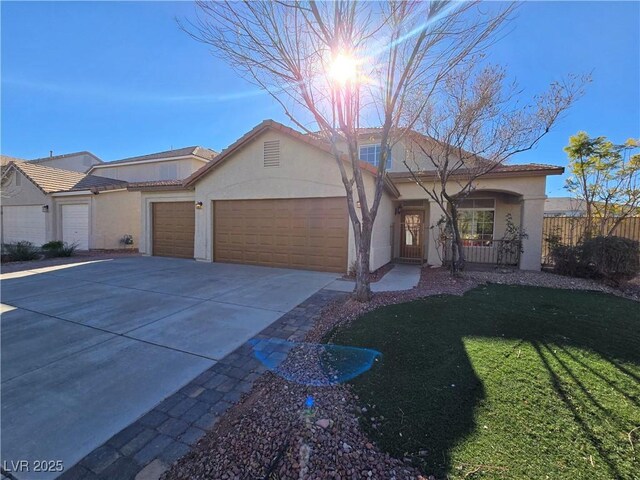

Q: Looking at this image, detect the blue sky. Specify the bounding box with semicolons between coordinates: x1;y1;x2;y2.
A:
2;1;638;195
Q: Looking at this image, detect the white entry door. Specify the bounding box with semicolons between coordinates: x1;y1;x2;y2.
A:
2;205;47;246
62;204;89;250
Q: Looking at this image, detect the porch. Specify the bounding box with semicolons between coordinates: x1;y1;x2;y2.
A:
390;190;536;269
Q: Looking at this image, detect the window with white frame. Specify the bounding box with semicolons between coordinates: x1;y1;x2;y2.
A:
359;144;391;169
457;198;495;243
159;163;178;180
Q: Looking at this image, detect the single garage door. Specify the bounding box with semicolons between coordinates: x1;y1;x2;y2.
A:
214;197;348;273
62;204;90;250
152;202;195;258
1;205;46;246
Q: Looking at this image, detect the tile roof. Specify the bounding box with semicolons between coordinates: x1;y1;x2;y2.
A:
388;163;564;179
4;160;127;194
100;146;217;166
126;180;189;191
1;154;27;167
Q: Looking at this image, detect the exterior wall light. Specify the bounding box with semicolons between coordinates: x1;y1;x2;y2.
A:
42;205;49;213
195;201;203;209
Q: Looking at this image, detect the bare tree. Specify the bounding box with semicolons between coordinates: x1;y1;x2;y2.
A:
403;60;588;272
182;0;515;300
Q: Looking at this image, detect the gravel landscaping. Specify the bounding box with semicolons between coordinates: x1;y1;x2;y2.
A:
162;265;638;479
0;250;140;274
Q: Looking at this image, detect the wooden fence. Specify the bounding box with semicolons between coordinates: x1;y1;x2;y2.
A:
542;216;640;265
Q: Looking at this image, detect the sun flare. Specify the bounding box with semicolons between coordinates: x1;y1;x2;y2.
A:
328;53;358;86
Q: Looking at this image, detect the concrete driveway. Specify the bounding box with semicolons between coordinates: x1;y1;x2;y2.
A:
1;257;336;479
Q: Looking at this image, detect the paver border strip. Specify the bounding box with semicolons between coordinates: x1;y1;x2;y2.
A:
56;289;346;480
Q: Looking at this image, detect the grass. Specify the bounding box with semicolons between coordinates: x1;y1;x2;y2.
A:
328;285;640;479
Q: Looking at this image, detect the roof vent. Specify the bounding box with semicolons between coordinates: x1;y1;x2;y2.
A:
263;140;280;167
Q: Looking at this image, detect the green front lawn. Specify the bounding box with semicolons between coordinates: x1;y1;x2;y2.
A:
329;285;640;479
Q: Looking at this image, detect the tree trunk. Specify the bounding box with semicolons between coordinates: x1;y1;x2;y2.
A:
449;206;466;273
354;220;373;302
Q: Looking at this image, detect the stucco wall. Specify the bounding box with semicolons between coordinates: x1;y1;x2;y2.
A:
192;129;394;271
92;190;141;249
33;153;100;173
91;158;206;182
2;170;49;207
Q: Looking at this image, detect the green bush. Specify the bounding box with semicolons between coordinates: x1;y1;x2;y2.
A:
56;242;78;257
550;235;639;285
2;241;41;261
41;241;78;258
582;236;639;284
42;240;64;251
549;244;593;278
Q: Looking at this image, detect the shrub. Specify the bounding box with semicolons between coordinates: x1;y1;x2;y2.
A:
120;234;134;246
549;244;594;278
42;240;64;252
550;235;640;285
2;241;41;262
56;242;78;257
582;236;639;284
41;240;78;258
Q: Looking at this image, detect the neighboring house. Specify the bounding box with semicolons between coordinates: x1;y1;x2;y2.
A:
1;146;216;250
29;151;103;173
86;146;217;182
1;159;128;249
134;120;562;272
545;197;586;216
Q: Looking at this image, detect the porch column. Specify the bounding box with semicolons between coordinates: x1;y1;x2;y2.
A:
426;201;444;267
519;196;546;271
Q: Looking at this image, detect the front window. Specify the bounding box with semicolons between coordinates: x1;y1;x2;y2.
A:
359;144;391;169
458;198;495;245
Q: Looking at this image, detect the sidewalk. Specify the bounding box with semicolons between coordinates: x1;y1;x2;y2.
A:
325;264;421;293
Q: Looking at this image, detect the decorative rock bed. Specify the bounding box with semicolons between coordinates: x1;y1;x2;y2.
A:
163;266;637;480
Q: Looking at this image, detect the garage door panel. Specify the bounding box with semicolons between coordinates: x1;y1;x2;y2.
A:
2;206;47;246
152;202;194;259
214;198;348;273
62;204;89;250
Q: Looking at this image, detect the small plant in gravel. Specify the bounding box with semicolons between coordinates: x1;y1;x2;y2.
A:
2;241;41;262
56;242;78;257
41;240;78;258
41;240;64;257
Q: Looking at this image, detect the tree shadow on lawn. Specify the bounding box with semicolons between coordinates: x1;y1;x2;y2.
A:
328;284;640;479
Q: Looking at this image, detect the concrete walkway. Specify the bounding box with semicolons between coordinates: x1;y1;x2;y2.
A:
371;264;421;292
325;263;421;293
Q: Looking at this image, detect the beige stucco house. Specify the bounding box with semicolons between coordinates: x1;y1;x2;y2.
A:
0;147;216;250
2;121;560;271
134;120;562;272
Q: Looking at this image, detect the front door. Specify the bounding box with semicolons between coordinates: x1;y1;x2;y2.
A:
400;211;424;259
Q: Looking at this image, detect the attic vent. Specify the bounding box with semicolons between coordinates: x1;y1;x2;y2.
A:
263;140;280;167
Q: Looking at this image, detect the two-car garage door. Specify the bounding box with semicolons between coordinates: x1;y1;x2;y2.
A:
214;198;348;273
